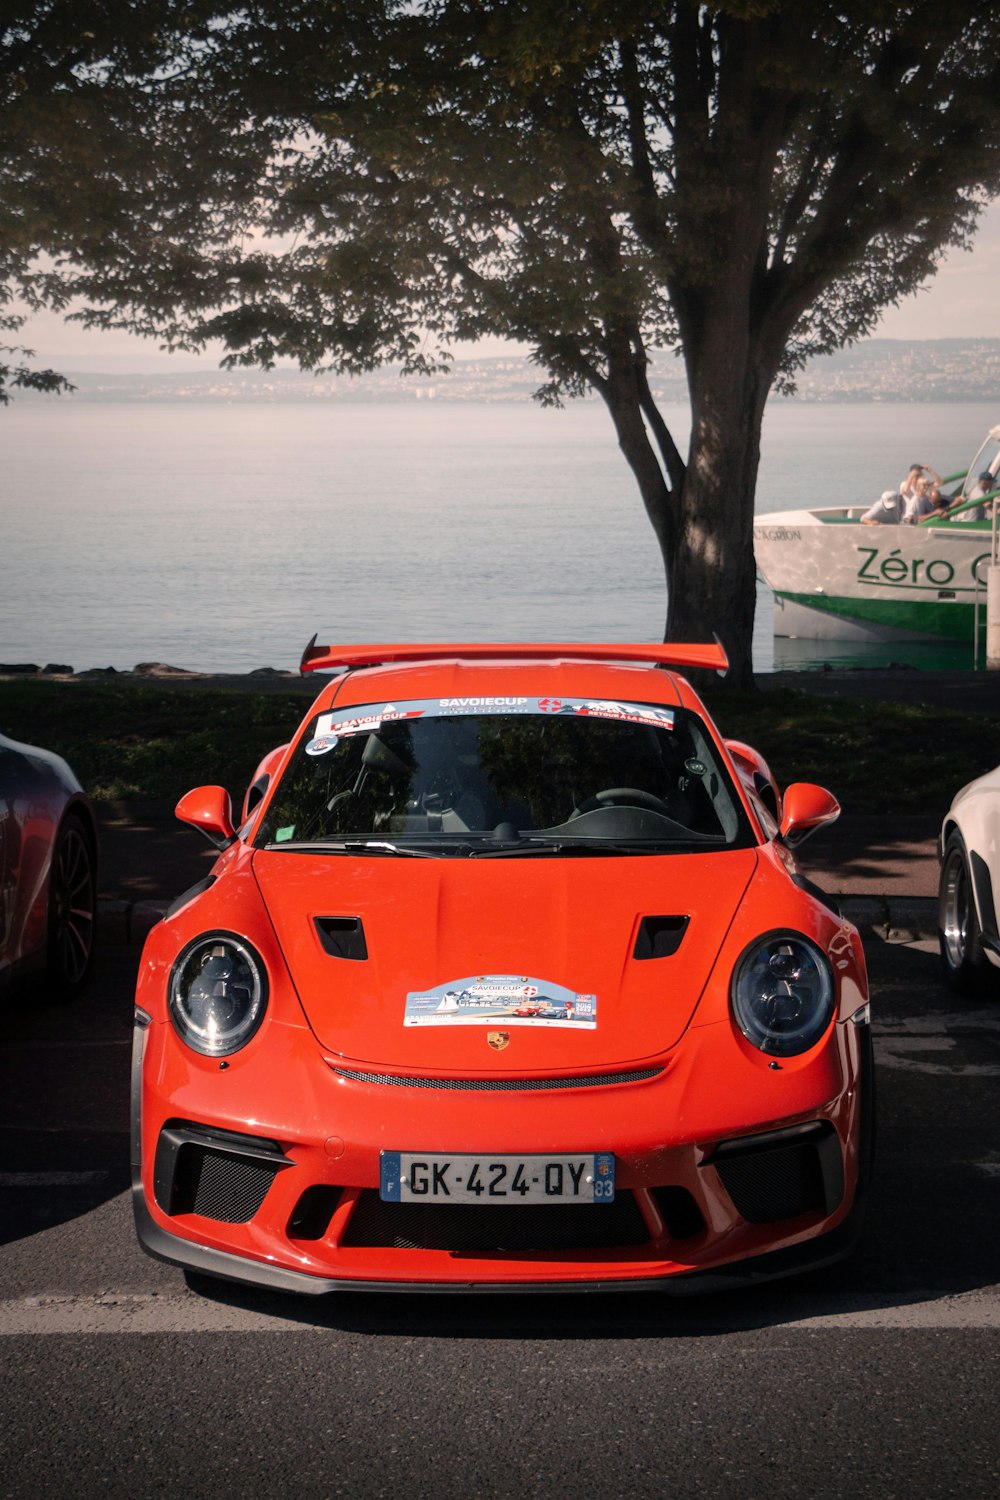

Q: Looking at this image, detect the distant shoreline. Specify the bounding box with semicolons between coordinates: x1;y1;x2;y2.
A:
12;338;1000;406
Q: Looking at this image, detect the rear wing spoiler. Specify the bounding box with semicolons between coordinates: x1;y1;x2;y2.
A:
300;637;729;675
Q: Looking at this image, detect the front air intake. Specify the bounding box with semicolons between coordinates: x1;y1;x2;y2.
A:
341;1193;649;1252
153;1122;289;1223
707;1122;843;1224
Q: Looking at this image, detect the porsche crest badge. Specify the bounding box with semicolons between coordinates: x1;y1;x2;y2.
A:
487;1031;510;1051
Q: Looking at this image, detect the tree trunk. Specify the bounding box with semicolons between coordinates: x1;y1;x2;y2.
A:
666;364;770;691
594;335;769;691
595;350;676;638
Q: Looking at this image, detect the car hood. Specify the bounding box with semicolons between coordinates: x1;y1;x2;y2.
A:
252;848;758;1071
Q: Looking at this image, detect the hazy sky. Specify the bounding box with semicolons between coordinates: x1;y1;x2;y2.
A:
12;199;1000;374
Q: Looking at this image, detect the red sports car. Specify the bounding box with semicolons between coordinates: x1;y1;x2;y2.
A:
131;642;873;1294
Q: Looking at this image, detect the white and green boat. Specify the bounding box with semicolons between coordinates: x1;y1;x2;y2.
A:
754;424;1000;643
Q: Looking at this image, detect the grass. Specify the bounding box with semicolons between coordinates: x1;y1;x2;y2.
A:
700;685;997;815
1;675;996;816
0;679;311;803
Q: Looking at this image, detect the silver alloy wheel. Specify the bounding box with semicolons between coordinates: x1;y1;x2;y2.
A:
48;818;96;991
940;844;970;971
938;830;991;994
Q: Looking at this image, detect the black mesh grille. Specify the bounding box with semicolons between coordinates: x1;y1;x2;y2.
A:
333;1066;662;1092
173;1146;279;1223
341;1191;649;1252
714;1141;826;1224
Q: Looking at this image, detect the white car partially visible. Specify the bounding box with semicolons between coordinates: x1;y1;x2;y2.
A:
939;767;1000;993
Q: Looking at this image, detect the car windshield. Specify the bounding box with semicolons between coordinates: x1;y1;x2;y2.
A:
254;696;755;855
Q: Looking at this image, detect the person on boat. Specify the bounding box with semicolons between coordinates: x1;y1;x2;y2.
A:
905;477;953;531
917;484;952;523
903;475;938;523
952;470;996;523
899;456;941;504
899;463;940;510
899;464;922;504
861;490;904;525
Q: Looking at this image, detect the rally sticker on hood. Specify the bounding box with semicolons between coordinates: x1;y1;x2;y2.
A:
404;975;597;1029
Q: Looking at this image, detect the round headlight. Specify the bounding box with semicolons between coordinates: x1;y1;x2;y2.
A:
731;932;834;1056
168;932;268;1056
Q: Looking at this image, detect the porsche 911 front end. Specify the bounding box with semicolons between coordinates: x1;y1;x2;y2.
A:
132;644;873;1294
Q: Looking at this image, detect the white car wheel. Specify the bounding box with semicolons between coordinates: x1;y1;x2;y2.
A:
938;831;992;994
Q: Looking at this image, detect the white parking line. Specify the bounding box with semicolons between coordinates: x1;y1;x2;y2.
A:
1;1288;999;1334
0;1294;305;1335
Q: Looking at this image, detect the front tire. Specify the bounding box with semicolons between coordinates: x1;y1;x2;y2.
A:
938;830;992;994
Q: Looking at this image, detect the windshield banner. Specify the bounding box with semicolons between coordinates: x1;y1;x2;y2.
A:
308;697;675;753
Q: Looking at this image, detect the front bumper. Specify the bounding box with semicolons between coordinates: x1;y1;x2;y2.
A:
131;1007;873;1295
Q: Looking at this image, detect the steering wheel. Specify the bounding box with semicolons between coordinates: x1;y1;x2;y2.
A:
571;787;673;818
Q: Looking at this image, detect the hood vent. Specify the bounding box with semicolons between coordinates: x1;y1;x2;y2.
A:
314;916;368;961
634;915;689;961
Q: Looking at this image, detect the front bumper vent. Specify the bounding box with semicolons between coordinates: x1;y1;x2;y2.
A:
708;1121;843;1224
340;1192;649;1252
154;1122;289;1223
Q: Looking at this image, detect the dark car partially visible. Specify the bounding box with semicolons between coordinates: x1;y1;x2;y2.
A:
0;733;98;998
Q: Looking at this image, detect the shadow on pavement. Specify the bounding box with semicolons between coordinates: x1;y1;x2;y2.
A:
0;944;135;1248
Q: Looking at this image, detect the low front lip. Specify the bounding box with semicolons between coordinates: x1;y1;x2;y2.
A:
132;1190;866;1297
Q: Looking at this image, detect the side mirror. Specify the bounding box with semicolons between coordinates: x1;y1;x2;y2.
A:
176;785;237;849
779;783;840;847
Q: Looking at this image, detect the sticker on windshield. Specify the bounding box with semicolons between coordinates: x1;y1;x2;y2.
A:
305;734;339;756
314;697;674;738
572;700;674;728
316;704;426;738
405;974;597;1029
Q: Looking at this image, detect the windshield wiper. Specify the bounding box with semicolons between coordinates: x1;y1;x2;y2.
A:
264;839;438;857
468;836;690;857
266;835;715;858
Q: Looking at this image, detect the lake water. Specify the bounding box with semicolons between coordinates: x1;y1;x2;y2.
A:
2;398;997;675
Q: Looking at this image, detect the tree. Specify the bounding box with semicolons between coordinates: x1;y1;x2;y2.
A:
23;2;1000;684
0;1;228;401
0;336;74;405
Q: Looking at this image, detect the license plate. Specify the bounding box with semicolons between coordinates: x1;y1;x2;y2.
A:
380;1152;615;1205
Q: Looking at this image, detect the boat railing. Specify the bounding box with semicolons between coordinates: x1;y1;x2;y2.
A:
973;497;1000;669
947;494;992;522
818;478;997;526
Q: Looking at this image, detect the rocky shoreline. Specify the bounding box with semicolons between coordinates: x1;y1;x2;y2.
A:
0;660;316;692
0;659;296;679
